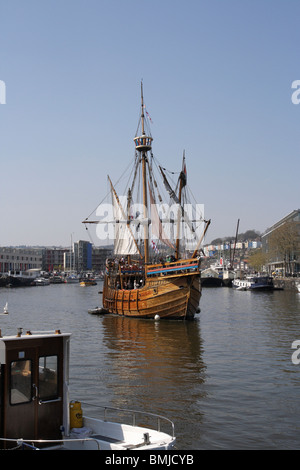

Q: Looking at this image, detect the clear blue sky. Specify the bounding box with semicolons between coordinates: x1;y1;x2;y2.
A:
1;0;299;246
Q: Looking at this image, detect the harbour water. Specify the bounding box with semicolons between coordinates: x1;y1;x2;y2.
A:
1;283;300;450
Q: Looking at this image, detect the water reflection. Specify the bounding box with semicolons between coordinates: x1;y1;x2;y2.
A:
101;315;207;416
199;288;300;449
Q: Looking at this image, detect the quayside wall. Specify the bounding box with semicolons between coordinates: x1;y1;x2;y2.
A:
273;278;300;291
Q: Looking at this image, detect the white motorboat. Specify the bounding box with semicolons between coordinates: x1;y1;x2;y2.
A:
34;277;50;286
88;306;109;315
0;329;175;450
233;275;274;291
64;274;79;284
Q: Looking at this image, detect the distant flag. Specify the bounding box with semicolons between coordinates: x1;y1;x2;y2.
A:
183;157;187;178
151;240;159;253
144;106;153;123
181;153;187;186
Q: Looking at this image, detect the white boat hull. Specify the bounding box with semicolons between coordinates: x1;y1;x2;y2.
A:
233;275;274;291
63;416;176;450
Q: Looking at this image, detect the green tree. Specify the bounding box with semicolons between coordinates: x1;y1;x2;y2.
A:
248;248;267;272
268;221;300;274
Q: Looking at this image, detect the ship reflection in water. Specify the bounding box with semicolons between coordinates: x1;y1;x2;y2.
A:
101;315;206;403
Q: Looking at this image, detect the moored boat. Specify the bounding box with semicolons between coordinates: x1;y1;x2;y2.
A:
233;275;274;291
49;275;64;284
0;328;175;450
88;306;109;314
0;275;8;287
5;269;42;287
6;274;35;287
34;277;50;286
201;266;223;287
222;268;235;287
83;84;210;320
64;274;80;283
80;278;97;286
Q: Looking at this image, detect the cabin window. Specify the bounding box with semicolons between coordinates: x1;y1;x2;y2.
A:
38;355;58;400
10;359;32;405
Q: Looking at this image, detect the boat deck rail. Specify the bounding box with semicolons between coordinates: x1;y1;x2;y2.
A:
146;257;200;277
80;402;175;438
0;436;101;450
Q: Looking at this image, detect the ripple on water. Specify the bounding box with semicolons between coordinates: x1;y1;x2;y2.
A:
2;284;300;449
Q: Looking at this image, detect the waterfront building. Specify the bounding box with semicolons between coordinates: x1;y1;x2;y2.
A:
74;240;92;272
202;240;261;258
43;243;113;273
92;246;113;273
42;247;69;272
262;209;300;275
0;243;114;275
0;247;42;273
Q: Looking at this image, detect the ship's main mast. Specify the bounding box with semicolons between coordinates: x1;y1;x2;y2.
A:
133;83;153;264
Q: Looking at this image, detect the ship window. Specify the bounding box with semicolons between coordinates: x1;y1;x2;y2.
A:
10;359;32;404
38;355;58;400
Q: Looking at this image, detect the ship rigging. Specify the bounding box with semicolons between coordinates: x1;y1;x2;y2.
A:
83;83;210;319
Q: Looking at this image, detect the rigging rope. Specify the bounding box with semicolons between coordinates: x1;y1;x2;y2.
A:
84;156;136;220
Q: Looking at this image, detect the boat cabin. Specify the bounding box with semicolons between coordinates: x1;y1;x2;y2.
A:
0;328;176;450
0;328;70;449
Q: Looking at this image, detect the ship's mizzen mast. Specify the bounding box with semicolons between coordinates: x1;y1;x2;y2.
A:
133;82;153;264
175;151;186;260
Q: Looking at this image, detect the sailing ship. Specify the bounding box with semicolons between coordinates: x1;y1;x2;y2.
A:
84;84;210;320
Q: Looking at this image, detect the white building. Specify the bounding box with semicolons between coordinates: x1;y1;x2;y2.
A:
0;247;43;273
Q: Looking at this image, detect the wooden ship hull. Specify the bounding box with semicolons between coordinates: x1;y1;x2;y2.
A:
102;258;201;320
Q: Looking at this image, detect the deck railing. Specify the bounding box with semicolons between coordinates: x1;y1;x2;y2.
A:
0;436;101;450
80;402;175;438
146;257;199;277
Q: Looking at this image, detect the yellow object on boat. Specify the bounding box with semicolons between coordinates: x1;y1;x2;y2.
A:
70;401;83;428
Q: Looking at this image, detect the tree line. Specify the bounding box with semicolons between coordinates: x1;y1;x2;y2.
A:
211;229;260;246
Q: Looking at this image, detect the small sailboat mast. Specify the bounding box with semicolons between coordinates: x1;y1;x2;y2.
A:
1;302;8;315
